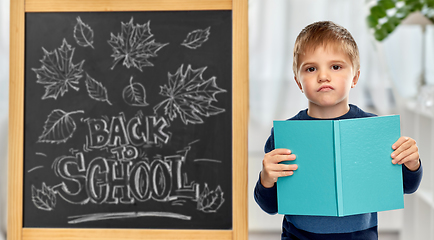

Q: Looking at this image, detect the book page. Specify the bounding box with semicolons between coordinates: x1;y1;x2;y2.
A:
274;120;338;216
339;115;404;216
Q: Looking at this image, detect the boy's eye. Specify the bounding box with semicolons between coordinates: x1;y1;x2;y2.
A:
306;67;316;72
332;65;341;70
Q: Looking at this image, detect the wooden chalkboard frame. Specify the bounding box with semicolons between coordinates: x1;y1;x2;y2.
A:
8;0;248;239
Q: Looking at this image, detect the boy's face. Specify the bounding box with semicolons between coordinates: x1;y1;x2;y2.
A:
294;45;359;117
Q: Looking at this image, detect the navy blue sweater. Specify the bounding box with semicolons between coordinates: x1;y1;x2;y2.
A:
254;104;423;239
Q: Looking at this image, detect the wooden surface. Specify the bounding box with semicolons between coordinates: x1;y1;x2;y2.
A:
22;229;233;239
8;0;25;239
232;0;249;239
8;0;248;239
25;0;232;11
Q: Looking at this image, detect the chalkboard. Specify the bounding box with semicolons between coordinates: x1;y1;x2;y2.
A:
23;11;232;229
9;1;247;239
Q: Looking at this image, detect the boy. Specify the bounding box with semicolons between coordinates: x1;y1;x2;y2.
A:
254;21;423;239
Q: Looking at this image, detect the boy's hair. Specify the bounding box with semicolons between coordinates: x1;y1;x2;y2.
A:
293;21;360;78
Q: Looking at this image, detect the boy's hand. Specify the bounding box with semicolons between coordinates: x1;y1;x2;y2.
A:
261;148;298;188
391;136;420;171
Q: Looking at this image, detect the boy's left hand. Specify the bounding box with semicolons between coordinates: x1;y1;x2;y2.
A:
391;136;420;171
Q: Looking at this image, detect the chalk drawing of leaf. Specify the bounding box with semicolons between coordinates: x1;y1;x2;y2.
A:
122;76;149;107
108;17;169;71
74;16;95;49
32;39;84;100
85;73;112;105
38;109;84;144
31;183;56;211
197;184;224;213
153;64;226;125
181;27;211;49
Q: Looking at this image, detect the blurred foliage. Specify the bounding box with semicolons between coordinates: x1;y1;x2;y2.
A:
367;0;434;41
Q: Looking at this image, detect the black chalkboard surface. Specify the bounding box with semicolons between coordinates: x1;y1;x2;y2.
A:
24;11;232;229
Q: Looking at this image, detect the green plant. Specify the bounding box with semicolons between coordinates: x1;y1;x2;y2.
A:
367;0;434;41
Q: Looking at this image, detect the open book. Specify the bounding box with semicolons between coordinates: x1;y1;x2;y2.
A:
274;115;404;217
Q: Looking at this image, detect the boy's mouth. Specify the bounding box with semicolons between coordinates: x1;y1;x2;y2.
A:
317;85;334;92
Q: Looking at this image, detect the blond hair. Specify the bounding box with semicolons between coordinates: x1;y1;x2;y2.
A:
293;21;360;77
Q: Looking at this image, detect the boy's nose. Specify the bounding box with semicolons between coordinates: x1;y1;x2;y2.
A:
317;71;330;82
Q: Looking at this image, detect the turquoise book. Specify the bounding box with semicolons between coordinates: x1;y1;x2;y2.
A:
274;115;404;217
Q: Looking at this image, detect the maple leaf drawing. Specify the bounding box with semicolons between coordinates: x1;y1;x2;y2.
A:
32;39;85;100
108;17;169;71
153;64;227;125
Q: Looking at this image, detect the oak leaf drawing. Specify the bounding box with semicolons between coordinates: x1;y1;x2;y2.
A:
74;16;95;49
153;64;226;125
38;109;84;144
108;17;168;71
32;39;85;100
181;27;211;49
85;73;112;105
197;184;224;213
32;183;56;211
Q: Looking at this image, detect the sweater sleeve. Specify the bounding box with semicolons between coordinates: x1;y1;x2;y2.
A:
264;128;275;153
402;159;423;194
254;173;278;214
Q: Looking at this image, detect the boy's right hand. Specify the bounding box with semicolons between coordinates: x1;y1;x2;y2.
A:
260;148;298;188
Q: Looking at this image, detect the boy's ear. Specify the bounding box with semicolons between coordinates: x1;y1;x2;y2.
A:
294;76;303;92
351;70;360;88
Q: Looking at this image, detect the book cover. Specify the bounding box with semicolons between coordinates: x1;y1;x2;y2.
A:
274;115;404;217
